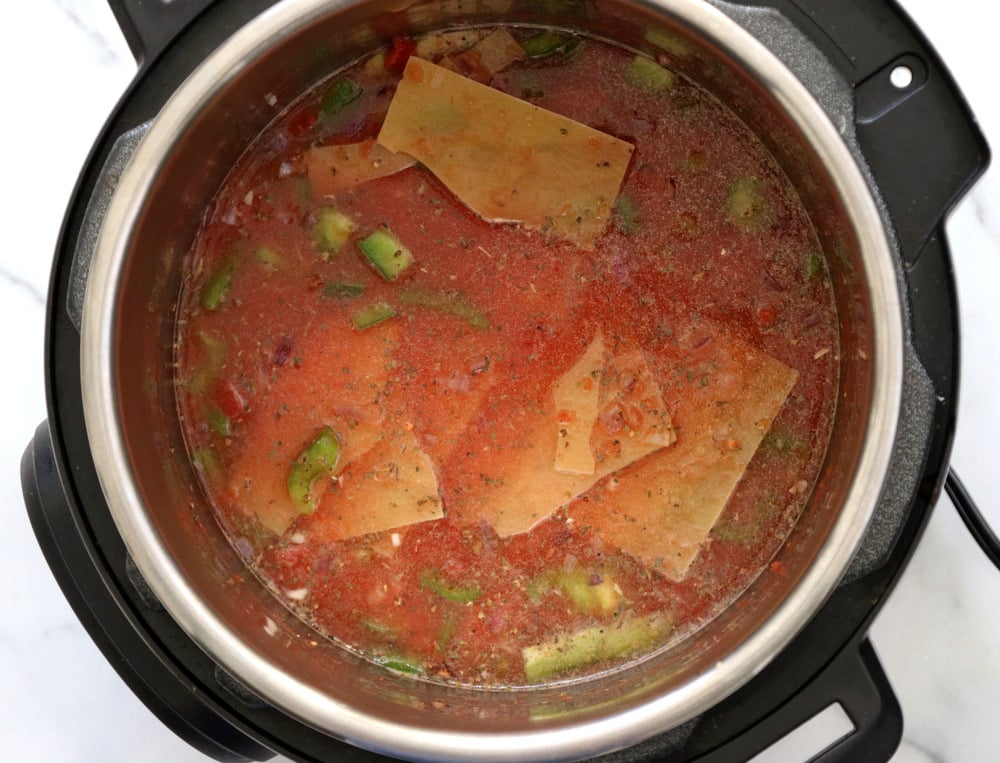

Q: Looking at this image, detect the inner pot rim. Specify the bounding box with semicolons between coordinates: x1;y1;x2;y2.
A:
80;0;905;759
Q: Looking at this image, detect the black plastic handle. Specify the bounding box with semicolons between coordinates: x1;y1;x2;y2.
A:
107;0;217;66
681;638;900;763
783;640;901;763
783;0;991;565
810;644;901;762
21;420;275;763
729;0;989;264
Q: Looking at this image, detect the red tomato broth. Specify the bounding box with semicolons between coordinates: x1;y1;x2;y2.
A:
175;29;838;687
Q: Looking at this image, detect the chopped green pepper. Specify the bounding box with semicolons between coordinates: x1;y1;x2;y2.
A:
319;77;363;121
187;331;227;396
287;427;341;514
522;614;672;682
400;288;488;329
200;260;235;311
435;610;459;652
761;429;802;455
727;176;770;232
614;194;643;234
713;491;778;543
804;251;824;281
377;655;423;675
521;31;580;58
198;331;227;363
323;282;367;300
358;227;414;281
710;521;747;543
360;618;397;636
529;567;621;615
644;28;692;58
192;447;222;479
255;244;286;270
567;571;620;615
207;408;232;438
314;207;356;253
419;570;482;603
352;303;397;329
623;55;675;94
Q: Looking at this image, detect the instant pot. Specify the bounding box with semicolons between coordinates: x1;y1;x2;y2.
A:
21;0;989;761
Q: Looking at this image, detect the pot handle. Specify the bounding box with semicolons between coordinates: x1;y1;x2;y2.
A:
21;420;276;763
785;639;902;762
693;638;902;762
106;0;217;65
735;0;991;264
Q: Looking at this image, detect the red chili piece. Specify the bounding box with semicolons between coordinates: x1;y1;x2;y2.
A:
384;38;417;72
215;379;248;420
287;108;319;137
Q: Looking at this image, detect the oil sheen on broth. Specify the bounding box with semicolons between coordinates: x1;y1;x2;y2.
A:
175;27;838;687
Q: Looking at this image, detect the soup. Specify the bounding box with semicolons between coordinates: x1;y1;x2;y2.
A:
175;27;838;687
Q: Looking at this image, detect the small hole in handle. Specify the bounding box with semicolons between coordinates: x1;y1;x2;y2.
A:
856;54;926;123
890;65;914;90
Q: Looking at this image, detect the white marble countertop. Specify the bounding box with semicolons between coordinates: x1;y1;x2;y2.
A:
1;1;996;761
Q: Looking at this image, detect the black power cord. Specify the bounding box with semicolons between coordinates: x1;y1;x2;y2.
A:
946;469;1000;571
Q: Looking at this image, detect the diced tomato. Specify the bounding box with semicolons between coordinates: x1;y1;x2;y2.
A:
384;37;417;72
215;379;248;420
287;108;319;137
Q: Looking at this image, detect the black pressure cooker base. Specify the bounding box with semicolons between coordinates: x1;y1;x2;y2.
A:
22;0;988;760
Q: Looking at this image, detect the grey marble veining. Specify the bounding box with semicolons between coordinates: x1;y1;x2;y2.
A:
1;1;997;761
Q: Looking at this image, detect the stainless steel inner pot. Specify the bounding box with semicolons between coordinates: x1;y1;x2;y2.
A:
79;0;904;760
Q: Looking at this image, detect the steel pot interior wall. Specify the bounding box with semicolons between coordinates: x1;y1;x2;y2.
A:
81;0;902;759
